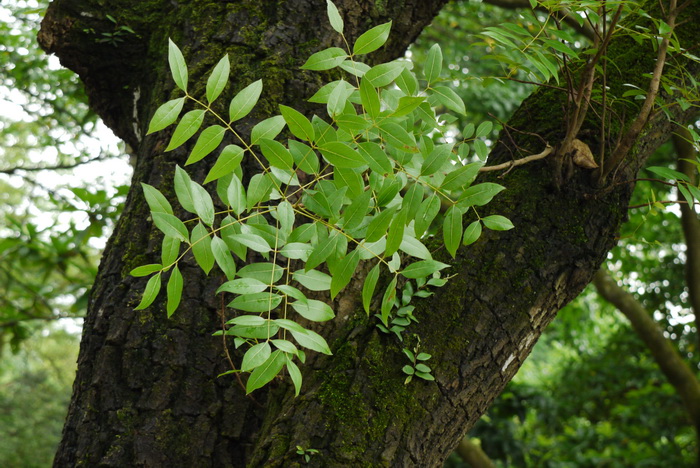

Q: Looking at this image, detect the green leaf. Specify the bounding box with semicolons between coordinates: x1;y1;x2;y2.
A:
327;80;353;117
229;80;263;123
147;97;185;135
326;0;344;34
289;329;332;355
482;215;514;231
399;235;431;260
318;141;366;168
357;142;392;175
334;167;364;197
473;139;489;160
135;273;162;310
339;60;370;77
475;121;493;138
206;54;230;103
251;115;287;145
152;212;189;242
186;125;226;165
402;183;424;223
229;292;283;312
211;235;237;280
396;67;418;96
462;220;482;246
380;276;397;325
401;259;449;279
168;39;188;92
359;79;380;118
443;205;462;258
131;263;163;277
259;138;294;171
292;299;335;321
166;266;183;317
646;166;691;182
457;183;505;209
414;194;440;238
301;47;347;70
226;174;247;216
227;315;267;326
280;243;313;261
441;162;482;192
246;350;285;394
424;43;443;84
286;357;302;396
293;269;331;291
246;173;273;210
362;263;380;315
141;183;173;214
378;121;417;152
365;206;397;242
330;250;360;299
272;339;299;354
431;86;466;115
165;110;205;151
189;181;215;226
289;140;319;174
280;105;315;142
385;209;407;257
218;277;268;295
421;143;454;176
276;200;295;234
364;61;405;88
341;189;372;229
204;144;245;184
174;165;196;213
238;262;284;283
392;96;425;117
275;284;307;301
242;342;272;372
161;237;181;266
353;21;392;55
306;232;340;271
228;233;271;254
191;222;215;274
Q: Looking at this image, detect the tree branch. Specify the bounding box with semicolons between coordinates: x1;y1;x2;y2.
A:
592;269;700;429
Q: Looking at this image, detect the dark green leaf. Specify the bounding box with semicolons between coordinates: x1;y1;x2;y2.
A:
330;250;360;299
246;350;285;394
135;273;162;310
362;263;380;315
431;86;466;115
414;194;440;238
365;206;397;242
457;183;505;209
359;78;380;118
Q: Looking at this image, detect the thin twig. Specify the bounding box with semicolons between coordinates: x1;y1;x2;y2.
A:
479;145;553;172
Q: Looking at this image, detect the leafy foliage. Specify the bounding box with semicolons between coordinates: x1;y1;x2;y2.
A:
134;1;515;395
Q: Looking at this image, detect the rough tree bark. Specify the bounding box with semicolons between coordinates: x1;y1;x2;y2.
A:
38;0;700;466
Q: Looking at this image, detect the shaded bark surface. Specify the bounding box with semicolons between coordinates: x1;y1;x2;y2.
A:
39;0;700;466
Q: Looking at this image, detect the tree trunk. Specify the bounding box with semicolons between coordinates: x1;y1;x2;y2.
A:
38;0;700;466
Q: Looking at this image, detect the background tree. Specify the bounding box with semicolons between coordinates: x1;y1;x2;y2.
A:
27;0;700;466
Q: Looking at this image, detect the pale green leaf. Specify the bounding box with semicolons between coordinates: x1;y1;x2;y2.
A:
186;125;226;165
241;342;272;371
152;212;189;242
161;237;181;266
218;277;268;295
443;205;462;258
141;183;173;214
339;60;370;77
462;220;482;246
289;329;332;355
362;263;380;315
280;242;313;261
424;43;443;83
147;97;185;135
431;86;466;115
206;54;230;103
326;0;344;34
227;315;267;326
203;144;245;184
482;215;514;231
226;174;247;216
280;105;315;142
293;269;331;291
399;235;431;260
190;181;215;226
246;173;273;210
174;165;196;213
168;39;188;92
246;350;285;394
353;21;392;55
166;266;183;317
130;263;163;277
286;357;302;396
229;79;263;123
475;121;493;138
291;299;335;322
229;292;283;312
228;233;271;253
364;61;405;88
300;47;347;70
191;222;215;274
237;262;284;283
251;115;287;145
211;235;237;279
359;78;380;118
400;259;450;279
165;109;205;151
135;273;162;310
